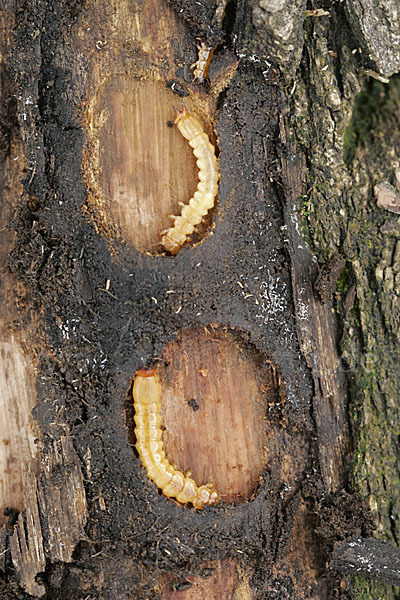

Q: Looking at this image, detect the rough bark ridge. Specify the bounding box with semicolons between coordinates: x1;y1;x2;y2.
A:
0;0;399;599
288;5;400;600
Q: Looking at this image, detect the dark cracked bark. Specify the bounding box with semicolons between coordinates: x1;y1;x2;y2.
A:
0;1;399;599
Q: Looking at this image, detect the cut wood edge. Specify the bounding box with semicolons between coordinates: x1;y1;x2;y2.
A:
84;77;221;255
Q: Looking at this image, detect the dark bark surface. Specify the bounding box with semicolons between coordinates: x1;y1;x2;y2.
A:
332;537;400;588
0;1;399;599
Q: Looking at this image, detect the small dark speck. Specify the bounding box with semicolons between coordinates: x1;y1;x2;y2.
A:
172;581;192;591
4;506;19;527
200;567;214;577
188;398;199;411
167;121;173;128
166;79;189;97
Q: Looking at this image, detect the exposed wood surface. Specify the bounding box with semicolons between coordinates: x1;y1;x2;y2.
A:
0;336;39;519
10;436;88;596
37;436;88;562
161;559;254;599
0;19;39;525
279;120;352;493
99;83;197;252
83;0;220;254
272;497;322;600
156;326;273;503
9;470;46;597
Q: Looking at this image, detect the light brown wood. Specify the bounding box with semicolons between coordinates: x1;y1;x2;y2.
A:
9;470;46;597
82;0;219;253
10;436;88;596
95;81;198;252
0;335;39;517
161;559;254;600
155;326;273;503
0;37;39;523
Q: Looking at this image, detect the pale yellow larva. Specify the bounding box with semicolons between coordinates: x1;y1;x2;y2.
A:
133;369;220;509
160;103;219;255
191;44;214;83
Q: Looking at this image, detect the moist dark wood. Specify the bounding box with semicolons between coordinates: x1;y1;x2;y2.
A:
280;129;352;494
0;2;40;532
160;559;253;600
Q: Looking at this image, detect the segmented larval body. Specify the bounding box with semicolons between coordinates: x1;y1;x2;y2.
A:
161;104;219;255
191;44;214;82
133;368;219;509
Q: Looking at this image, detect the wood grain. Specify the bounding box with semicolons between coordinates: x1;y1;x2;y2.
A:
272;497;326;600
279;120;351;492
9;470;45;597
10;437;88;596
0;23;39;525
0;336;39;519
82;0;218;253
155;327;273;503
98;82;198;252
161;559;254;600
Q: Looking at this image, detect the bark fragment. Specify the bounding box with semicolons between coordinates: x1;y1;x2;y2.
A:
332;536;400;588
345;0;400;77
235;0;307;75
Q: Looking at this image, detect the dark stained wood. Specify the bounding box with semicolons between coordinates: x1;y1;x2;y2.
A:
4;0;399;598
279;119;352;493
272;498;325;600
314;254;346;304
0;10;40;525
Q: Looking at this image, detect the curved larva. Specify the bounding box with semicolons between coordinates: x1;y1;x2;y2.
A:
191;44;214;83
160;103;219;255
133;368;220;509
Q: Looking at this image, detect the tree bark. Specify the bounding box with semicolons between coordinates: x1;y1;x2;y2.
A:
332;537;400;588
1;0;400;599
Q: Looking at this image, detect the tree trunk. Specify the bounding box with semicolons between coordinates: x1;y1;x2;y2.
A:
1;1;400;598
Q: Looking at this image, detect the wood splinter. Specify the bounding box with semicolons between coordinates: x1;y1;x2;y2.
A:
192;43;214;83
